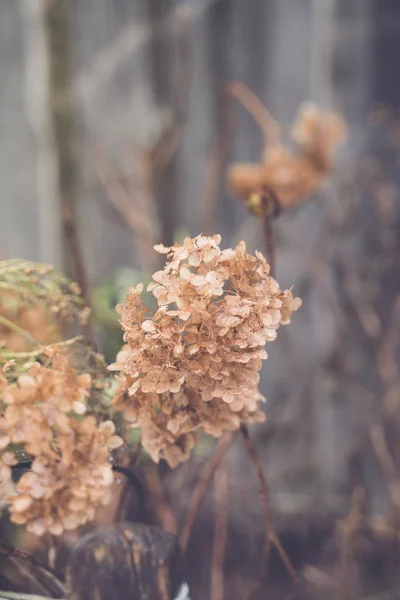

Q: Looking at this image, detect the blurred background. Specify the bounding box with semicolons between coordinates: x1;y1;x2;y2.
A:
2;0;400;598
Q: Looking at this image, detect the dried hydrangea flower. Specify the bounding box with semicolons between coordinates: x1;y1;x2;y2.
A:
8;417;122;536
227;101;346;213
0;354;122;535
111;235;301;467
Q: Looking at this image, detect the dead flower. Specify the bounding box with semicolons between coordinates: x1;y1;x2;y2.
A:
226;82;346;215
111;234;301;467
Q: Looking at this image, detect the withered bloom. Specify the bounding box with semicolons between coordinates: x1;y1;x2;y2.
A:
0;355;122;536
111;235;301;467
228;102;346;214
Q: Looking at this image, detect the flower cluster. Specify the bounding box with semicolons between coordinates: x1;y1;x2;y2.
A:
227;102;346;213
0;354;122;535
111;235;301;467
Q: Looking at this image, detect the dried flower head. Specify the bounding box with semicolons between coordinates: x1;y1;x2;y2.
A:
8;417;121;536
227;89;346;215
111;235;301;467
0;351;122;535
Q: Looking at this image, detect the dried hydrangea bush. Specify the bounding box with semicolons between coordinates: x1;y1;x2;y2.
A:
0;241;300;536
110;234;301;468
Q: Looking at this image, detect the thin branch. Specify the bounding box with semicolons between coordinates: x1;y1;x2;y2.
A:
370;424;400;516
211;464;228;600
259;185;282;277
342;274;381;339
336;487;365;600
179;431;236;553
226;81;281;148
61;203;89;303
262;214;276;279
92;143;161;273
0;315;38;347
0;592;64;600
0;335;89;363
92;143;156;238
0;543;66;598
145;463;178;534
1;556;54;599
0;543;63;583
240;425;298;595
378;294;400;388
202;88;236;234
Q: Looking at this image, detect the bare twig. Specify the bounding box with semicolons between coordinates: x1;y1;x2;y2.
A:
0;315;38;347
202;88;236;234
92;144;156;238
61;204;89;303
92;143;160;272
262;214;276;278
342;274;381;339
112;463;147;522
370;425;397;484
337;487;365;600
226;81;281;148
370;424;400;519
240;425;298;595
378;294;400;388
0;543;62;582
145;463;178;534
0;543;66;598
211;465;228;600
1;556;54;599
179;432;236;553
259;186;282;278
0;592;64;600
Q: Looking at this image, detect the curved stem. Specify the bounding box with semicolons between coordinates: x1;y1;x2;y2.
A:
0;593;64;600
0;335;90;361
179;431;236;553
0;315;38;347
240;425;298;593
226;81;281;148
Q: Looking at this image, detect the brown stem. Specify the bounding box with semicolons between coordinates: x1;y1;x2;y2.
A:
92;142;161;273
145;463;178;534
226;81;281;148
0;315;38;347
0;592;63;600
259;185;282;278
263;214;276;279
240;425;298;594
179;431;236;553
0;543;66;597
336;487;364;600
112;464;146;521
62;203;89;303
202;88;236;234
211;464;228;600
